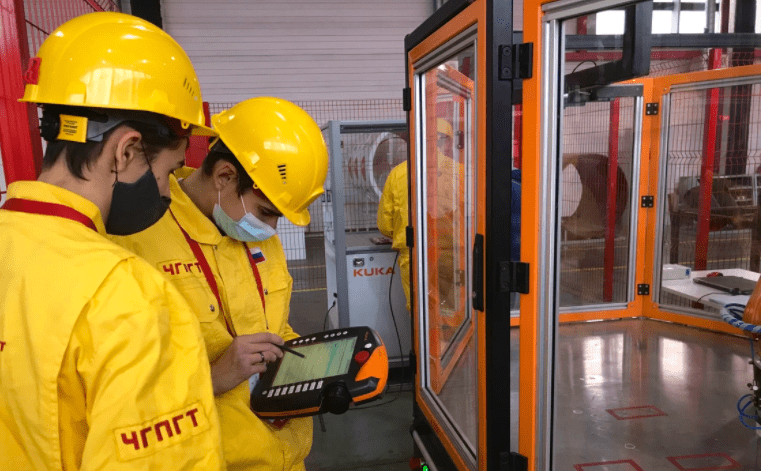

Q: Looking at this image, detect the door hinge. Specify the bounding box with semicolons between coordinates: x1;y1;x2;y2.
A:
641;195;654;208
499;43;533;81
645;102;659;115
402;87;412;112
500;451;528;471
499;261;529;294
637;284;650;295
406;226;414;248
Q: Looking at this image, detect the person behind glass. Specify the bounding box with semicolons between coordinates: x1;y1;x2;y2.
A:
111;97;329;471
432;118;463;311
377;160;411;311
378;118;462;313
0;12;225;470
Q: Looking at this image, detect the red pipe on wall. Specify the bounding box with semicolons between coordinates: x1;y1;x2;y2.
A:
603;98;620;302
0;0;44;184
694;49;723;270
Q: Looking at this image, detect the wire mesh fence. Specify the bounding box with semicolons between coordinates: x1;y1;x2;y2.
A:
649;50;761;77
23;0;119;57
559;98;637;306
207;100;405;292
658;82;761;311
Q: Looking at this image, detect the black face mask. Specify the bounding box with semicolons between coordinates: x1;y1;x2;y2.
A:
106;168;171;235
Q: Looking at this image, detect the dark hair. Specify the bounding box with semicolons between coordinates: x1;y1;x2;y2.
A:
41;106;187;180
201;142;254;196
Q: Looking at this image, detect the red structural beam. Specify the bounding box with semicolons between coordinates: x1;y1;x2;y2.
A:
185;102;211;168
512;105;522;169
603;98;620;302
694;49;724;270
0;0;44;184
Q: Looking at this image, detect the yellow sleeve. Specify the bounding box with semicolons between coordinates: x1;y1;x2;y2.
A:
65;259;224;470
377;170;396;238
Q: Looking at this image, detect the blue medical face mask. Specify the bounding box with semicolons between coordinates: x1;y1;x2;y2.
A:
212;192;277;242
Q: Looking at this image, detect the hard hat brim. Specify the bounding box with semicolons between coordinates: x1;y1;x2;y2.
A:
191;124;218;137
283;208;310;227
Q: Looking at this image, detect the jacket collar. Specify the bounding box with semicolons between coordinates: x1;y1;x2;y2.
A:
5;180;107;235
169;170;224;245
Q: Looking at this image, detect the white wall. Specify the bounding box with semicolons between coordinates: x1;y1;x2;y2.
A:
162;0;433;102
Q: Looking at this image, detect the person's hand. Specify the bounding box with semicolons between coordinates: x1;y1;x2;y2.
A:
210;332;284;396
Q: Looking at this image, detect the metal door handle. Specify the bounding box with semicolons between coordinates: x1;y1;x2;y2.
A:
472;234;484;311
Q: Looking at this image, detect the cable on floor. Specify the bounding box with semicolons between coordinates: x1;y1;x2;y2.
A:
351;251;406;411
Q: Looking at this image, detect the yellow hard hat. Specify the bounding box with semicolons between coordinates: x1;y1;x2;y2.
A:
437;118;453;137
211;97;328;226
20;12;215;136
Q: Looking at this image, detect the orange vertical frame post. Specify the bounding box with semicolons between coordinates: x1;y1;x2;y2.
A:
407;0;488;469
518;0;545;467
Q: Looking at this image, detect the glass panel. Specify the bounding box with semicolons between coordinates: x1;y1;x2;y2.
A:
559;97;637;307
658;83;761;313
549;3;761;471
418;42;478;456
424;58;475;362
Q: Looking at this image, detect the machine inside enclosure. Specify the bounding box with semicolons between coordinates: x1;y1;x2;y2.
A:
322;120;412;369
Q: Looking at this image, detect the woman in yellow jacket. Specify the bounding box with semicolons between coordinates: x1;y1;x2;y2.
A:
0;13;224;470
377;161;411;311
112;97;328;470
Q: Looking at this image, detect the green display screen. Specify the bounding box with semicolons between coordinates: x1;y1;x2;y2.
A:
272;337;358;387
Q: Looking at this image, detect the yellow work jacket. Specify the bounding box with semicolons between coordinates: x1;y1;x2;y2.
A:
0;181;224;470
112;173;312;471
377;161;411;310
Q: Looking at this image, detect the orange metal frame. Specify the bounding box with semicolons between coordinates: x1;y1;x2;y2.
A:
521;0;761;462
408;0;487;469
637;64;761;335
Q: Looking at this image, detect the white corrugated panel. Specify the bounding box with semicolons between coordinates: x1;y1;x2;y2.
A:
162;0;433;102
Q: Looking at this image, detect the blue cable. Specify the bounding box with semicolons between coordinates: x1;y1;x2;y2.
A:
737;393;761;429
720;303;761;334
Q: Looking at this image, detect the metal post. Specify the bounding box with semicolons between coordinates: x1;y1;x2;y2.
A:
604;98;620;302
705;0;715;34
328;121;350;328
0;0;44;185
694;84;721;271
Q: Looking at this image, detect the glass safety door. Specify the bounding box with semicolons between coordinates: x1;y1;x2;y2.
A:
406;0;520;469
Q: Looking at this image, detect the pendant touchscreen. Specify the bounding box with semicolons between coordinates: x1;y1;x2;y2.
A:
251;326;388;418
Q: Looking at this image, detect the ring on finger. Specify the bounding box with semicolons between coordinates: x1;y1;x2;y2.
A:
259;352;265;364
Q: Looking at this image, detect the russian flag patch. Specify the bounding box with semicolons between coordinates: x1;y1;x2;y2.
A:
249;247;266;264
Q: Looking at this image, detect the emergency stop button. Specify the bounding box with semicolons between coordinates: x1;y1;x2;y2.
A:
354;350;370;365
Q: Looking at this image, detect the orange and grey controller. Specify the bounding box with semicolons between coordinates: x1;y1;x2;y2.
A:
251;326;388;418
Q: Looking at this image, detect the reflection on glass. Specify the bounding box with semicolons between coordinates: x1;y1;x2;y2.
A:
424;59;474;361
420;43;478;456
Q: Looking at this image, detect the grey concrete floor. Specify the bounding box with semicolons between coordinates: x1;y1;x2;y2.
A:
305;391;414;471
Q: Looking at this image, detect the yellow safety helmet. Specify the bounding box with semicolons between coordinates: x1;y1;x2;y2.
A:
211;97;328;226
20;12;215;136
